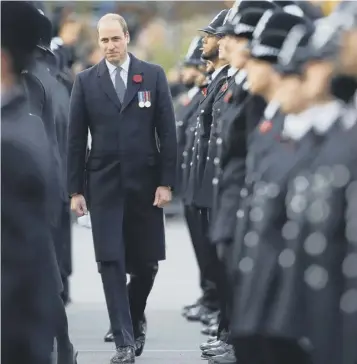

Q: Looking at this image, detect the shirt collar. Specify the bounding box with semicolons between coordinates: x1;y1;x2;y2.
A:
228;67;238;78
211;65;227;81
310;100;343;134
282;100;343;140
105;54;131;75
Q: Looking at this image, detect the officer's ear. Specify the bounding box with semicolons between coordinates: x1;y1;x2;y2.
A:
126;32;130;45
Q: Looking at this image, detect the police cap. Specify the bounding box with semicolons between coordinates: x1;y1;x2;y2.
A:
217;1;277;36
299;13;353;64
249;11;311;63
198;9;229;36
274;24;315;75
1;1;44;56
183;36;204;67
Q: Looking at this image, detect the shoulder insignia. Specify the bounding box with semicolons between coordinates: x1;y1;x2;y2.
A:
201;87;208;97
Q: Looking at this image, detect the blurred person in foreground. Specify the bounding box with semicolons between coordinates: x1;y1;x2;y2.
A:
22;8;77;363
68;13;177;364
1;2;58;363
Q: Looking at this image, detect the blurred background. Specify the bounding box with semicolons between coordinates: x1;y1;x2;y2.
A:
36;0;341;220
36;1;339;74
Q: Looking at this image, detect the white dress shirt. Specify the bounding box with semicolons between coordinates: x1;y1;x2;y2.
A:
105;54;130;88
211;65;228;81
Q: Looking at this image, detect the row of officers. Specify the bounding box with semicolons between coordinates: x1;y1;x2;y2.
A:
174;1;357;364
1;2;77;364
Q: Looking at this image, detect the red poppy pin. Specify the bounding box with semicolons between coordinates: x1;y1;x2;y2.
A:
183;98;191;106
201;87;208;97
224;90;233;103
221;82;228;93
259;120;273;133
133;74;143;83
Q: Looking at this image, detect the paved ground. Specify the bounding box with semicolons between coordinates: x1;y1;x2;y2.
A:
67;215;206;363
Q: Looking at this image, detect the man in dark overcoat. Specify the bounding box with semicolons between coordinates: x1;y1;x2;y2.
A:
68;13;177;364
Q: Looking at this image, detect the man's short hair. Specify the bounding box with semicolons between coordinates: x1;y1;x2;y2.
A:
97;13;129;34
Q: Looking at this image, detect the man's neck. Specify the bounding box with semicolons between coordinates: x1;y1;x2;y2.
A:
213;59;228;70
107;53;129;67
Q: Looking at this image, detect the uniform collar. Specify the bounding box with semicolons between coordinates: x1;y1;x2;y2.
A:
105;53;131;75
282;108;315;141
310;100;344;134
187;86;199;99
211;65;227;81
282;100;343;140
228;67;238;78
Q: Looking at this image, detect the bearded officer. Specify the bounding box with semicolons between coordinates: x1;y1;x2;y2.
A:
183;10;230;327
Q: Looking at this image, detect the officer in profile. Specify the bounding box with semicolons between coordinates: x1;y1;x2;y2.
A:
1;2;58;363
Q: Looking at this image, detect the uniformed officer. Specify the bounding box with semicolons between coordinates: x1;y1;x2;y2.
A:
199;4;280;363
1;2;58;363
278;17;357;364
177;37;222;317
183;9;230;325
224;11;315;364
21;9;77;364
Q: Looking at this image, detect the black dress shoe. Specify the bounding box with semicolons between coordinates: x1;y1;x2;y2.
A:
110;346;135;364
200;310;219;325
200;339;223;351
134;315;147;357
104;328;114;342
186;305;216;322
201;343;233;359
208;348;237;364
135;335;145;357
182;298;202;316
201;323;219;336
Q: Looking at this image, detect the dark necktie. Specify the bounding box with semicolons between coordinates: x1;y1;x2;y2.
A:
115;67;126;103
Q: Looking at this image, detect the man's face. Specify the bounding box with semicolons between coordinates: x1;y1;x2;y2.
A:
98;20;129;65
339;29;357;77
202;33;219;59
302;60;334;102
226;36;250;69
274;75;308;114
218;36;229;61
245;58;275;96
181;66;199;85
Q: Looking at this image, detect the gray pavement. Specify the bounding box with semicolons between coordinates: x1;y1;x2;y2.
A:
67;216;206;363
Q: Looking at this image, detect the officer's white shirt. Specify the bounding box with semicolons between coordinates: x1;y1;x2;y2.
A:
228;67;238;78
282;108;316;140
211;65;227;81
310;100;343;134
187;86;200;100
105;54;130;88
283;100;343;140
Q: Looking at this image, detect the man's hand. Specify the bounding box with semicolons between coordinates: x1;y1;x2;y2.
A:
70;194;88;217
153;186;172;208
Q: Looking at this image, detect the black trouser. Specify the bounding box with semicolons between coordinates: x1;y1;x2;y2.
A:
233;336;312;364
99;261;158;347
201;208;232;330
184;204;218;308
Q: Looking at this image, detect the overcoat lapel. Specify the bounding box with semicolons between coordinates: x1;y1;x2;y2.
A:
96;53;144;112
